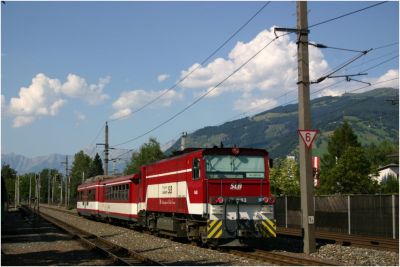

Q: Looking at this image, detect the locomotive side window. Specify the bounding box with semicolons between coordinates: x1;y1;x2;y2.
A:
192;158;200;180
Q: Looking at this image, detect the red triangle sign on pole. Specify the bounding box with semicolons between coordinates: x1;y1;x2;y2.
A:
298;129;318;149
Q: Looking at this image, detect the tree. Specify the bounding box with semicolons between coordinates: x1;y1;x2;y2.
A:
270;157;300;196
1;164;17;204
322;120;361;170
379;174;399;194
70;151;92;203
319;147;377;194
365;140;399;169
88;153;104;177
124;137;165;175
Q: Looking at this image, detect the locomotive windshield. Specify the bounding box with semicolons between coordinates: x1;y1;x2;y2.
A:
205;155;265;179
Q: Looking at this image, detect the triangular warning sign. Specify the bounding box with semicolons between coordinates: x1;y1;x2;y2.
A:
298;130;318;149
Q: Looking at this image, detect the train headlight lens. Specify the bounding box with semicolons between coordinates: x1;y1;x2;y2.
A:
268;196;276;204
258;196;275;204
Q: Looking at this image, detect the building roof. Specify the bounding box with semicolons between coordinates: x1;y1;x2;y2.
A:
378;163;399;171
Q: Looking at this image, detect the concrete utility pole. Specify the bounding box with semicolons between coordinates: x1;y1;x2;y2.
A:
181;132;187;151
297;1;316;254
97;121;110;176
48;173;50;205
60;177;63;206
34;174;38;213
29;174;32;207
105;121;109;176
61;156;69;208
275;1;316;254
17;175;20;207
52;175;55;204
14;175;19;208
38;173;40;214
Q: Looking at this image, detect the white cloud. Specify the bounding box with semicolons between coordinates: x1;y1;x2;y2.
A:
234;95;278;113
4;73;110;127
179;27;329;99
314;69;399;97
110;108;132;120
13;116;35;128
59;74;110;105
111;89;182;119
157;74;170;82
75;111;87;121
375;69;399;89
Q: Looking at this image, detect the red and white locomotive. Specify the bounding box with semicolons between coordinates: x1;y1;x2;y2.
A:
77;147;276;246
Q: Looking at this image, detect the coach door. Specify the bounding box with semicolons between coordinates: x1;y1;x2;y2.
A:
188;157;202;215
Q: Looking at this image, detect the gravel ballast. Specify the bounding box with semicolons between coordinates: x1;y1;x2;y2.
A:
41;206;399;266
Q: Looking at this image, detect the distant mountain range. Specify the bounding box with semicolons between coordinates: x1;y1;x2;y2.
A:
1;150;131;175
1;153;68;174
166;87;399;158
3;87;398;174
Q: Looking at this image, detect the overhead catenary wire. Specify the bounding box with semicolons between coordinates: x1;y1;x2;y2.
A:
311;49;372;84
345;50;399;71
95;1;393;159
112;32;290;158
108;1;272;123
86;122;106;158
308;1;388;28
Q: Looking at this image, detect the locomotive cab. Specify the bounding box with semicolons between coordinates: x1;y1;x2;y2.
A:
202;147;276;246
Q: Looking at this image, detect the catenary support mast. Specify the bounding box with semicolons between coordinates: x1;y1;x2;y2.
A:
297;1;316;254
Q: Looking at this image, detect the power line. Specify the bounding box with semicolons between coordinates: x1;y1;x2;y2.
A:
108;1;271;123
359;55;399;73
86;122;105;158
309;1;388;28
346;50;399;71
112;33;289;157
372;41;399;51
311;49;372;84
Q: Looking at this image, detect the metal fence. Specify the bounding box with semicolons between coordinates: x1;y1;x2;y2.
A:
274;194;399;239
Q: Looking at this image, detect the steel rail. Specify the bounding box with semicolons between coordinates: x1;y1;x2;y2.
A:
25;205;165;266
277;227;399;252
41;205;398;252
229;249;338;266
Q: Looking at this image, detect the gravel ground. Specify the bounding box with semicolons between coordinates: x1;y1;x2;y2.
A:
41;206;399;266
40;206;267;266
310;244;399;266
1;208;113;266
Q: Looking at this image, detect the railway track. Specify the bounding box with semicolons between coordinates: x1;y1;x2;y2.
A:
229;249;337;266
44;205;398;252
277;227;399;252
24;205;164;266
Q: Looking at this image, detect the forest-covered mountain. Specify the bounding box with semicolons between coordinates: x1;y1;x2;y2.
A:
166;87;399;158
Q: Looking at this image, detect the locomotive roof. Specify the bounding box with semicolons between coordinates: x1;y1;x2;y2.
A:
148;147;269;166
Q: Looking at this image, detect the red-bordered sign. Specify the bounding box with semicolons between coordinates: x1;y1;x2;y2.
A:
298;130;318;149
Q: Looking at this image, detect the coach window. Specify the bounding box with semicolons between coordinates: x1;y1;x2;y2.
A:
192;158;200;180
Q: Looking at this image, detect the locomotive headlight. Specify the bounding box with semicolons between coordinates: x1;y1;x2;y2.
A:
261;205;274;214
258;196;275;204
213;196;224;204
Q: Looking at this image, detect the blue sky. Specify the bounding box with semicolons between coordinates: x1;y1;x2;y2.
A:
1;1;399;159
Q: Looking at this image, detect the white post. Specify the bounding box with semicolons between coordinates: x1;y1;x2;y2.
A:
347;195;351;235
14;176;17;208
392;195;396;240
29;175;32;207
